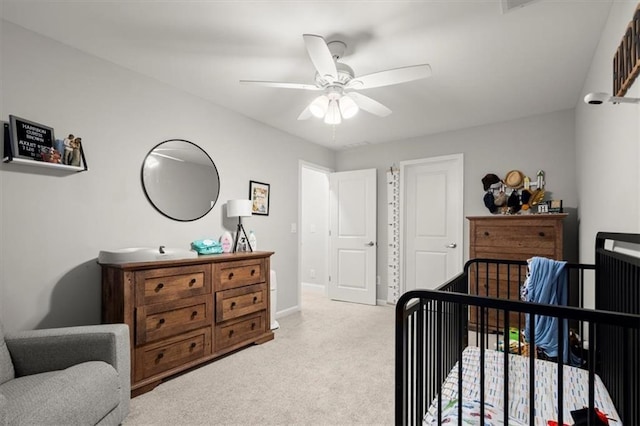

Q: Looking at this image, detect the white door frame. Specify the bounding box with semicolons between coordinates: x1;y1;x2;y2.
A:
298;160;333;310
399;154;464;294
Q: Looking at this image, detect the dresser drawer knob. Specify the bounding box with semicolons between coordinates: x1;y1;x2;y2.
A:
251;322;256;330
157;352;164;360
253;296;258;304
190;342;197;349
189;278;196;286
191;311;198;318
228;330;234;337
538;231;545;237
158;318;165;325
230;302;236;309
484;231;489;236
228;272;234;280
155;283;164;291
251;269;256;276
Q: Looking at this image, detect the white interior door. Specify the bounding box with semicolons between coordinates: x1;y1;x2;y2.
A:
402;154;463;291
329;169;377;305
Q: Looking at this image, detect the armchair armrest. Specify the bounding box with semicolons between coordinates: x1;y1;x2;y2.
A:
5;324;131;423
5;324;129;378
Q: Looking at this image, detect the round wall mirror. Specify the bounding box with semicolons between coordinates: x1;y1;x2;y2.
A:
141;139;220;221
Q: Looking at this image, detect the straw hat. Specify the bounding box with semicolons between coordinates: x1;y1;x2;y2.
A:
504;170;525;189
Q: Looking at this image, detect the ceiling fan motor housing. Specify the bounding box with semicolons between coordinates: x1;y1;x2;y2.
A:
315;62;354;87
327;40;347;59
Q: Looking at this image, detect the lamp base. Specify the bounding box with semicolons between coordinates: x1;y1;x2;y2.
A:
233;220;253;253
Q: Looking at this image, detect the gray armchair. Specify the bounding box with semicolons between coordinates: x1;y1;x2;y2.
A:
0;322;130;425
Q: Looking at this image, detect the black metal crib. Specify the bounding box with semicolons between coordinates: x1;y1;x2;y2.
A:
395;232;640;425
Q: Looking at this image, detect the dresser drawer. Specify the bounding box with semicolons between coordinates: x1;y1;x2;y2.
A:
215;312;266;350
136;295;213;345
135;327;211;382
135;264;211;305
216;283;267;323
215;258;266;291
472;224;557;251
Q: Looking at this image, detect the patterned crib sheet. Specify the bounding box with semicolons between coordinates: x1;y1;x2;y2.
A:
424;346;621;425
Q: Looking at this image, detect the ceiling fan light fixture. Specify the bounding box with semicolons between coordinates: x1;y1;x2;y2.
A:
309;95;329;118
324;100;342;125
339;94;359;119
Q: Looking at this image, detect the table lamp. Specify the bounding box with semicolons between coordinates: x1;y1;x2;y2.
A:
227;199;253;252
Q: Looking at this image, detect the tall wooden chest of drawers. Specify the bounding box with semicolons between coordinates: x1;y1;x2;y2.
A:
101;251;274;395
467;214;567;331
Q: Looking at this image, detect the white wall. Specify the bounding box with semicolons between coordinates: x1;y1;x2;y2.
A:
337;109;579;301
0;22;335;331
576;1;640;267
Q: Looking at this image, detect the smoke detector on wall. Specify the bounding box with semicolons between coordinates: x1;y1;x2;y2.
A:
583;92;640;105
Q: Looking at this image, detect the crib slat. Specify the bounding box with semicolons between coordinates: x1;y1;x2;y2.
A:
503;310;510;426
529;312;535;426
557;315;564;426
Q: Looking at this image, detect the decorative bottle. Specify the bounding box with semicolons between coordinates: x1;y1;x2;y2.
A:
248;231;257;251
220;231;233;253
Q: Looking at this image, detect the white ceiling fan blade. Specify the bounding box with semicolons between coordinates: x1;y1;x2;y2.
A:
302;34;338;81
347;92;392;117
346;64;432;90
240;80;320;91
297;105;313;120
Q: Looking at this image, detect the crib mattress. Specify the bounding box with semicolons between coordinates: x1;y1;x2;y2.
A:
424;346;621;426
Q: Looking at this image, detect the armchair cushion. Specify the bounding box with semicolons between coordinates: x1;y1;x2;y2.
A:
0;361;119;425
0;325;14;385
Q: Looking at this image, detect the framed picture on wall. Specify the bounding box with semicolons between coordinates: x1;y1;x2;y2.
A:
249;180;270;216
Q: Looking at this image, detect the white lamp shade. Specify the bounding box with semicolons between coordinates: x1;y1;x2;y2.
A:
309;95;329;118
339;94;359;119
227;199;253;217
324;99;342;125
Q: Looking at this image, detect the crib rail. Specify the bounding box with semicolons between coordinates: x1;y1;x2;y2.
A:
395;262;640;426
595;232;640;425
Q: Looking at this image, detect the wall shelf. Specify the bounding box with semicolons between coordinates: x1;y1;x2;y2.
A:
3;120;88;172
2;156;86;172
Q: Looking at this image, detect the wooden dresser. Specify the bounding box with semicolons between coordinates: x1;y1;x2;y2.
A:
100;251;274;395
467;214;567;331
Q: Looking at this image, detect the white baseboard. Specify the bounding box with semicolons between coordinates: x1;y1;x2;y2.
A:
302;282;325;293
275;304;299;319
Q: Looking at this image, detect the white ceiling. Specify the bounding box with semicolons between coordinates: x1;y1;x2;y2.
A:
2;0;613;150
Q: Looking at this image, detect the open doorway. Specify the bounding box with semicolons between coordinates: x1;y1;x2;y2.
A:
299;161;331;308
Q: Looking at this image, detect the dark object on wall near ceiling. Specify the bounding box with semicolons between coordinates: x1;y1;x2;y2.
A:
613;3;640;97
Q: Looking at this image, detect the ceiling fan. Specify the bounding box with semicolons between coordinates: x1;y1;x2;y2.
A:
240;34;432;125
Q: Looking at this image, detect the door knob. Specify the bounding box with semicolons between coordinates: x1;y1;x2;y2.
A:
365;241;375;247
446;243;457;248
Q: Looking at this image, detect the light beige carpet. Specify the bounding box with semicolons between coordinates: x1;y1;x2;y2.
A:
124;289;395;425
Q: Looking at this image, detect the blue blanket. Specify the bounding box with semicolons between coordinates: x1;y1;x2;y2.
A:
523;256;573;363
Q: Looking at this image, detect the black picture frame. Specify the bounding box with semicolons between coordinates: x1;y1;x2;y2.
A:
249;180;270;216
9;115;55;161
